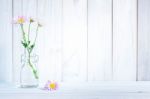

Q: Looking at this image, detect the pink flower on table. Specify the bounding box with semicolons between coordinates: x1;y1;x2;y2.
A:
44;80;58;91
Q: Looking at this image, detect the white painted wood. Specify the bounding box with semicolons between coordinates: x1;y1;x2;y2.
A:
37;0;63;86
1;82;150;99
0;0;12;82
22;0;37;17
1;95;150;99
113;0;137;80
88;0;112;81
36;0;45;87
13;0;22;84
51;0;63;82
37;0;55;85
138;0;150;80
62;0;87;82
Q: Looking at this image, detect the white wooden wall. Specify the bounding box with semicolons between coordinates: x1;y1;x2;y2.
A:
0;0;12;82
138;0;150;81
113;0;137;81
0;0;150;83
88;0;112;81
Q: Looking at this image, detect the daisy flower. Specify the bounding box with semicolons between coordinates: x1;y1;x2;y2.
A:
44;80;58;91
13;16;26;24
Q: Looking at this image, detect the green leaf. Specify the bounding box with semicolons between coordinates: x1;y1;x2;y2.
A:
29;44;35;52
21;41;28;48
30;44;35;49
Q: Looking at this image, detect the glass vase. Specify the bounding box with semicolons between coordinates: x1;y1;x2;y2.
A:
20;51;39;88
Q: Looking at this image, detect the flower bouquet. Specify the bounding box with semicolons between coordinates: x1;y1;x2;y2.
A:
14;16;42;88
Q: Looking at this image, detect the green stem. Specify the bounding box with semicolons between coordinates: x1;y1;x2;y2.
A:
27;49;38;79
20;23;38;79
33;25;39;45
20;24;27;43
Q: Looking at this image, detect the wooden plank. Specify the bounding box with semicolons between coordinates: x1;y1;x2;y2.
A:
13;0;22;85
138;0;150;80
22;0;37;17
36;0;45;87
37;0;54;85
37;0;63;86
113;0;137;80
51;0;63;82
62;0;87;82
88;0;112;81
0;0;12;82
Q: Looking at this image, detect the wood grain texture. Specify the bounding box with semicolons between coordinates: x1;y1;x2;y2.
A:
113;0;137;80
51;0;63;82
1;92;150;99
13;0;22;84
1;94;150;99
37;0;55;84
0;0;12;82
36;0;45;86
62;0;87;82
1;82;150;99
22;0;37;17
88;0;112;81
37;0;63;86
138;0;150;80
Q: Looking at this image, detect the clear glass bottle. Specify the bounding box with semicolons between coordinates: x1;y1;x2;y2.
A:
20;51;39;88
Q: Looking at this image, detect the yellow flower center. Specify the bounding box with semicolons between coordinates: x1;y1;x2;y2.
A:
49;83;56;89
17;18;25;24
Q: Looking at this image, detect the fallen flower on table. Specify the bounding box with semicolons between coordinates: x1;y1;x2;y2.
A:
43;80;58;91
